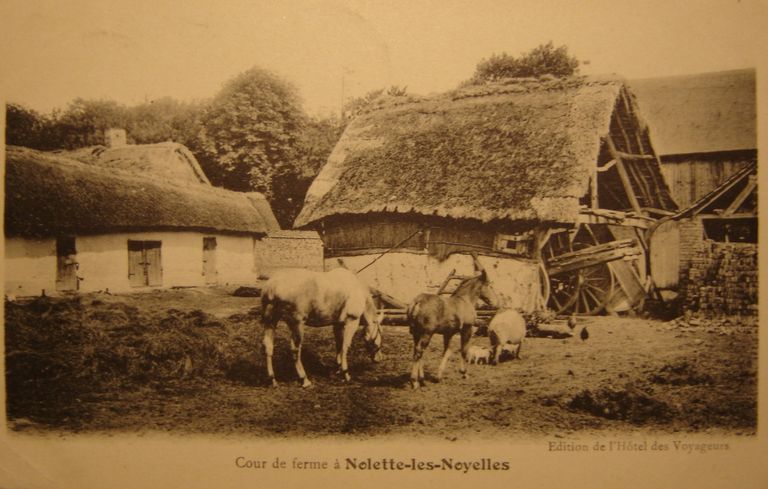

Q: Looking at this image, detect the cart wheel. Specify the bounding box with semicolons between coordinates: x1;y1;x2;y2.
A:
544;224;616;315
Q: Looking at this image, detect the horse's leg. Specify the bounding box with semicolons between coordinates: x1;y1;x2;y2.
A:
262;323;278;387
458;325;473;379
288;318;311;388
436;333;455;381
339;317;360;382
516;341;523;360
333;323;344;373
410;332;432;389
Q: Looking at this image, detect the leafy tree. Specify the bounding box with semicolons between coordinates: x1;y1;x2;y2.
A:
466;42;579;85
6;103;51;149
274;115;345;226
49;98;130;149
197;67;307;203
126;97;207;147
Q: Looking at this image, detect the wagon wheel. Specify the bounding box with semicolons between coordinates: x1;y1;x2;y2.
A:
544;225;616;316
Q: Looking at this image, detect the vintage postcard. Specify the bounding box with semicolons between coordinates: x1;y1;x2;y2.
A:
1;0;766;487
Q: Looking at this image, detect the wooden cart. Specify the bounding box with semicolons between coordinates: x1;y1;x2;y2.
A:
542;223;649;315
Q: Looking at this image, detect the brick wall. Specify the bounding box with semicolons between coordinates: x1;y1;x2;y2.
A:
678;218;705;266
254;231;324;274
680;239;758;316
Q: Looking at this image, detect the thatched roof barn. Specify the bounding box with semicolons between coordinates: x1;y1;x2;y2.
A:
295;76;676;314
296;75;676;229
630;69;756;208
5;146;278;238
57;141;211;186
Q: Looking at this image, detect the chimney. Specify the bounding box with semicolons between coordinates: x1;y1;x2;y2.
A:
104;128;127;148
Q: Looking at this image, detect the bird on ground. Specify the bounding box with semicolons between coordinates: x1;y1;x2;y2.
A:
580;326;589;341
567;314;577;330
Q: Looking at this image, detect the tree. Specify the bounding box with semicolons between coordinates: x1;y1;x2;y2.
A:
273;115;345;226
6;103;50;149
47;98;130;149
197;67;307;204
466;42;579;85
126;97;207;147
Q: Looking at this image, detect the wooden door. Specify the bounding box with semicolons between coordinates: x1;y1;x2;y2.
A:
55;236;78;291
203;237;218;285
128;240;163;287
145;241;163;286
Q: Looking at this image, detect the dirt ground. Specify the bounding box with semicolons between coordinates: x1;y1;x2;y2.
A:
4;287;758;439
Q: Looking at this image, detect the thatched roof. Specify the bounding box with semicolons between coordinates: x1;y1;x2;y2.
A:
5;146;280;238
57;142;211;185
296;76;649;227
629;69;756;156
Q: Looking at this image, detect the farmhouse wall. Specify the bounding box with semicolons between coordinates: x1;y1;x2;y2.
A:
5;232;265;297
253;231;324;274
327;252;541;312
5;238;57;297
680;240;758;316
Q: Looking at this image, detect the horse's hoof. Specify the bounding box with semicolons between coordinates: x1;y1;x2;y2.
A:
410;380;420;389
343;372;352;382
301;378;312;388
269;378;278;388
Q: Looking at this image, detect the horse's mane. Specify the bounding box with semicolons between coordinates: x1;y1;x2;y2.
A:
452;274;484;297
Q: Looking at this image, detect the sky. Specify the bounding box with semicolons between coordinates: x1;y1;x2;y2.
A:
1;0;765;118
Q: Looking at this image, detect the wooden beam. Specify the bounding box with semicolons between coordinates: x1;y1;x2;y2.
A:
590;175;598;209
597;159;617;172
724;176;757;215
615;151;656;160
641;207;675;217
606;137;643;215
621;89;647;155
612;99;635;153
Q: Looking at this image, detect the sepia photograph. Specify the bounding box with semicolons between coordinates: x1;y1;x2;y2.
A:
1;0;766;487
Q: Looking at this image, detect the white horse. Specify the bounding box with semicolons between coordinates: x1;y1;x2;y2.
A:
260;268;383;387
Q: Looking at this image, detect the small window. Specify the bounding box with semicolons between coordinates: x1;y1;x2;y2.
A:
495;232;534;256
703;218;757;243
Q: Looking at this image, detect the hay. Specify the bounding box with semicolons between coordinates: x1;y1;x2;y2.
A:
5;146;280;237
296;76;639;227
4;296;263;416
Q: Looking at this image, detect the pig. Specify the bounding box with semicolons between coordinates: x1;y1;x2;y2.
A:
488;309;527;364
467;345;491;365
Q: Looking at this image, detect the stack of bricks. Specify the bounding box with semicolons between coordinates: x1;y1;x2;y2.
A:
681;240;758;316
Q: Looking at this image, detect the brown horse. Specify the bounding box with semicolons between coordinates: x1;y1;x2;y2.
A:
407;257;499;388
261;267;383;387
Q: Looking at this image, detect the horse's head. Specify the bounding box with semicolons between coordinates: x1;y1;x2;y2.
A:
364;308;384;363
457;253;501;308
476;268;501;308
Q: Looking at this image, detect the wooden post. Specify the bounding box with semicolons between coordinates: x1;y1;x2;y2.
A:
606;137;643;215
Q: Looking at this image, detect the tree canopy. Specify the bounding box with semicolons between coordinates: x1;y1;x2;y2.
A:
196;67;307;196
5;66;344;229
466;42;579;85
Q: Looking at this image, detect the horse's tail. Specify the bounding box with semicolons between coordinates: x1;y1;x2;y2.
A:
260;283;277;324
